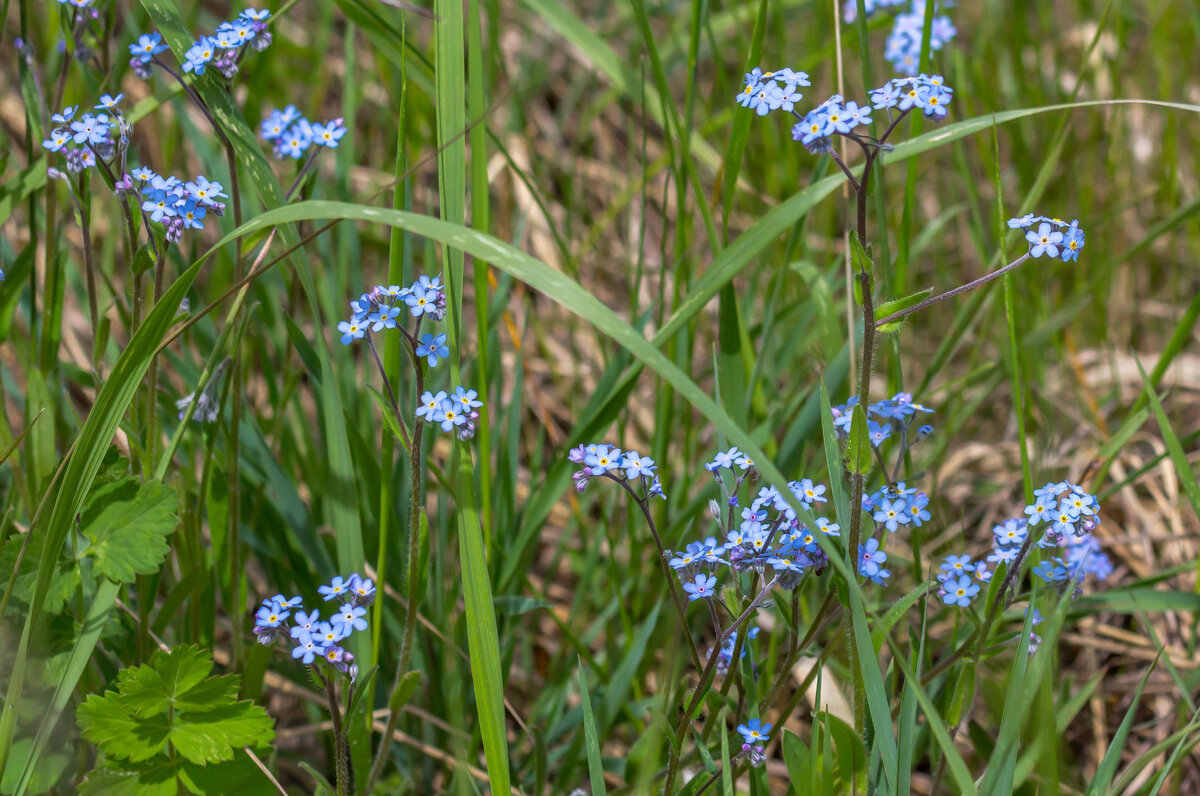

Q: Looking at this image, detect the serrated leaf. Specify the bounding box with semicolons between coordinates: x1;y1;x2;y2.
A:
79;647;273;769
169;701;275;765
117;645;214;718
875;288;934;333
77;692;171;763
844;404;873;475
81;478;179;583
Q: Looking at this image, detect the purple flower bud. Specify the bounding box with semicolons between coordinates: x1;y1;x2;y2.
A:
253;625;278;645
572;470;590;494
215;55;239;79
114;172;135;196
131;57;153;79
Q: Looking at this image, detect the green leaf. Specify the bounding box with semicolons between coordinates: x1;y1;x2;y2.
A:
492;595;552;616
367;385;409;450
578;662;608;796
871;580;936;654
845;404;873;476
126;658;241;719
1135;357;1200;525
77;759;178;796
875;288;934;333
1072;588;1200;616
131;245;155;276
79;753;276;796
456;469;512;794
80;478;180;584
77;692;171;763
0;531;80;614
782;730;813;792
817;711;867;789
176;750;279;794
78;647;274;768
387;670;422;714
1085;657;1159;796
169;701;275;765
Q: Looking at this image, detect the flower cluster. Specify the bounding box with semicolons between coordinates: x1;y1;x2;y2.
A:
832;391;934;450
340;277;483;439
340;277;447;343
568;443;664;499
735;67;811;117
252;573;376;678
133;169;226;242
1007;215;1086;262
41;102;124;173
934;553;987;606
868;74;953;119
844;0;958;76
130;8;271;80
667;447;844;597
792;75;952;154
260;105;349;160
41;93;225;245
934;481;1109;609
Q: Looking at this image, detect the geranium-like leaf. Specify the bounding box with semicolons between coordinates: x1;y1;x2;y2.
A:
116;645;213;718
169;701;275;765
77;692;170;763
81;477;179;583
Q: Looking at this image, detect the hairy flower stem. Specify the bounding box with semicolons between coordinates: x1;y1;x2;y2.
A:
73;183;100;354
874;253;1033;327
614;479;701;671
662;577;781;795
367;333;425;790
143;245;169;481
319;669;352;796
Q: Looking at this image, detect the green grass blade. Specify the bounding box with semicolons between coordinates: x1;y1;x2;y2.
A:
577;661;608;796
458;460;512;794
1085;656;1159;796
1134;357;1200;527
